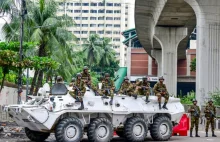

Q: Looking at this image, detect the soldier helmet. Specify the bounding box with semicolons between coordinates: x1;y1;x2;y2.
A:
71;77;76;82
57;76;63;82
105;73;110;77
76;73;82;77
83;66;88;70
143;76;148;79
208;100;213;103
124;76;129;80
192;99;197;102
159;76;164;80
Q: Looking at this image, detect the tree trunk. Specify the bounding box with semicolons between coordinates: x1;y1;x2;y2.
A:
0;72;6;93
29;70;39;95
34;70;43;96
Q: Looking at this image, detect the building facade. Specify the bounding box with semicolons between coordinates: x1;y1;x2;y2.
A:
56;0;135;66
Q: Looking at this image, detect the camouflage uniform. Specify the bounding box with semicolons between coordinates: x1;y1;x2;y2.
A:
101;79;115;98
204;102;217;137
119;81;133;96
81;72;91;85
135;79;151;102
188;101;200;137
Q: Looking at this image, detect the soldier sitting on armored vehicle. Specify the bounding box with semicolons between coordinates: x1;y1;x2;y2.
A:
119;77;133;96
134;76;150;103
56;76;64;83
69;73;86;110
153;76;169;110
101;73;115;105
81;66;91;87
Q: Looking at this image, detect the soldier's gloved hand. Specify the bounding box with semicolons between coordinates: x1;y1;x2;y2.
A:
191;109;195;111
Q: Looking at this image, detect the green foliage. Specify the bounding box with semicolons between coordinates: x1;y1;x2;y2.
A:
0;42;37;51
208;89;220;106
190;58;196;72
179;91;195;105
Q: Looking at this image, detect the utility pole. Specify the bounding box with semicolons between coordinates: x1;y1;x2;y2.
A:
18;0;27;104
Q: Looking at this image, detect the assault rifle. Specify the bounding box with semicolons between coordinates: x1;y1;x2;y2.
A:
157;88;166;95
193;108;200;117
73;85;82;102
209;109;216;118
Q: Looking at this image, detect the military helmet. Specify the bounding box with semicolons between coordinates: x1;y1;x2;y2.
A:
105;73;110;77
57;76;63;82
143;76;148;79
159;76;164;80
83;66;88;70
124;76;129;80
208;100;213;103
192;99;197;102
76;73;82;77
71;77;76;82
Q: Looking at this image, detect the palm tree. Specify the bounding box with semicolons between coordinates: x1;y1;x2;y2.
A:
2;0;76;95
83;34;102;67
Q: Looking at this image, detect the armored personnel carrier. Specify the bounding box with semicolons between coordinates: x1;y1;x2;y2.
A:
5;83;184;142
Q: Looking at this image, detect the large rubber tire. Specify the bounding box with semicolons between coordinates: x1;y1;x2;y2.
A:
25;127;50;142
115;127;124;137
150;116;172;141
55;117;83;142
87;118;114;142
124;117;147;142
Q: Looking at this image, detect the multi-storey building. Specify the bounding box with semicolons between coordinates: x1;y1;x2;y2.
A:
56;0;135;66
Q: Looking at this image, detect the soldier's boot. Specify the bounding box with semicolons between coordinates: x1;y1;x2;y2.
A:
195;131;200;137
206;132;208;137
78;101;84;110
145;96;150;104
190;130;193;137
75;97;81;102
133;94;137;99
101;95;108;99
212;131;217;137
162;102;168;110
109;98;113;105
159;102;162;109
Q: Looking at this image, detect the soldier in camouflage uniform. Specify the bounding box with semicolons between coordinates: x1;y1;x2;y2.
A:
69;73;86;110
134;76;151;103
119;77;133;96
81;66;91;87
153;76;169;109
204;100;217;137
57;76;64;83
101;73;115;105
188;99;200;137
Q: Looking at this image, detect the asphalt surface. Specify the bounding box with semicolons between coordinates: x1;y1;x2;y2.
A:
0;131;219;142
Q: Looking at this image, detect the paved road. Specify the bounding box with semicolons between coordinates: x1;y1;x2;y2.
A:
0;131;219;142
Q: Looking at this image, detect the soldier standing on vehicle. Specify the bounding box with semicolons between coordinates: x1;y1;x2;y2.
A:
101;73;115;105
69;73;86;110
204;100;217;137
81;66;91;87
134;76;151;103
153;76;169;110
188;99;200;137
119;77;133;96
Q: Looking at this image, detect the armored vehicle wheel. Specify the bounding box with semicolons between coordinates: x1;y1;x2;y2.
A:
87;118;114;142
124;117;147;142
115;128;124;138
25;127;50;142
55;117;83;142
150;116;172;141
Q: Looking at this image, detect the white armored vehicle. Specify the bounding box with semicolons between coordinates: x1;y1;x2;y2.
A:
5;83;184;142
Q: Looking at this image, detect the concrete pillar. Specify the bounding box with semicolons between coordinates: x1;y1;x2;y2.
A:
155;27;187;96
151;50;162;76
185;0;220;106
126;47;131;79
148;55;152;76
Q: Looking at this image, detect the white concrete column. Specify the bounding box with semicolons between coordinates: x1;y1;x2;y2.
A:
155;27;187;96
126;47;131;79
185;0;220;106
151;50;162;76
186;52;191;76
148;55;152;76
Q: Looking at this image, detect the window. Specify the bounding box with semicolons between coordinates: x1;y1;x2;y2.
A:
114;24;120;27
74;10;81;13
90;17;96;20
106;24;112;27
82;17;88;20
106;17;113;20
125;18;128;21
74;17;81;20
90;31;96;34
76;24;80;27
125;12;128;15
113;46;120;48
82;31;88;34
126;6;128;9
82;38;87;41
74;3;81;6
98;9;105;13
90;10;97;13
82;10;89;13
70;3;73;6
91;3;97;6
82;3;89;6
98;31;104;34
114;17;120;20
106;10;113;13
106;31;112;34
114;3;121;7
114;10;121;13
82;24;88;27
90;24;96;27
98;24;104;27
74;31;80;34
107;3;113;6
68;10;73;13
98;17;104;20
59;2;64;6
113;38;120;42
113;31;120;34
98;2;104;6
125;24;128;27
